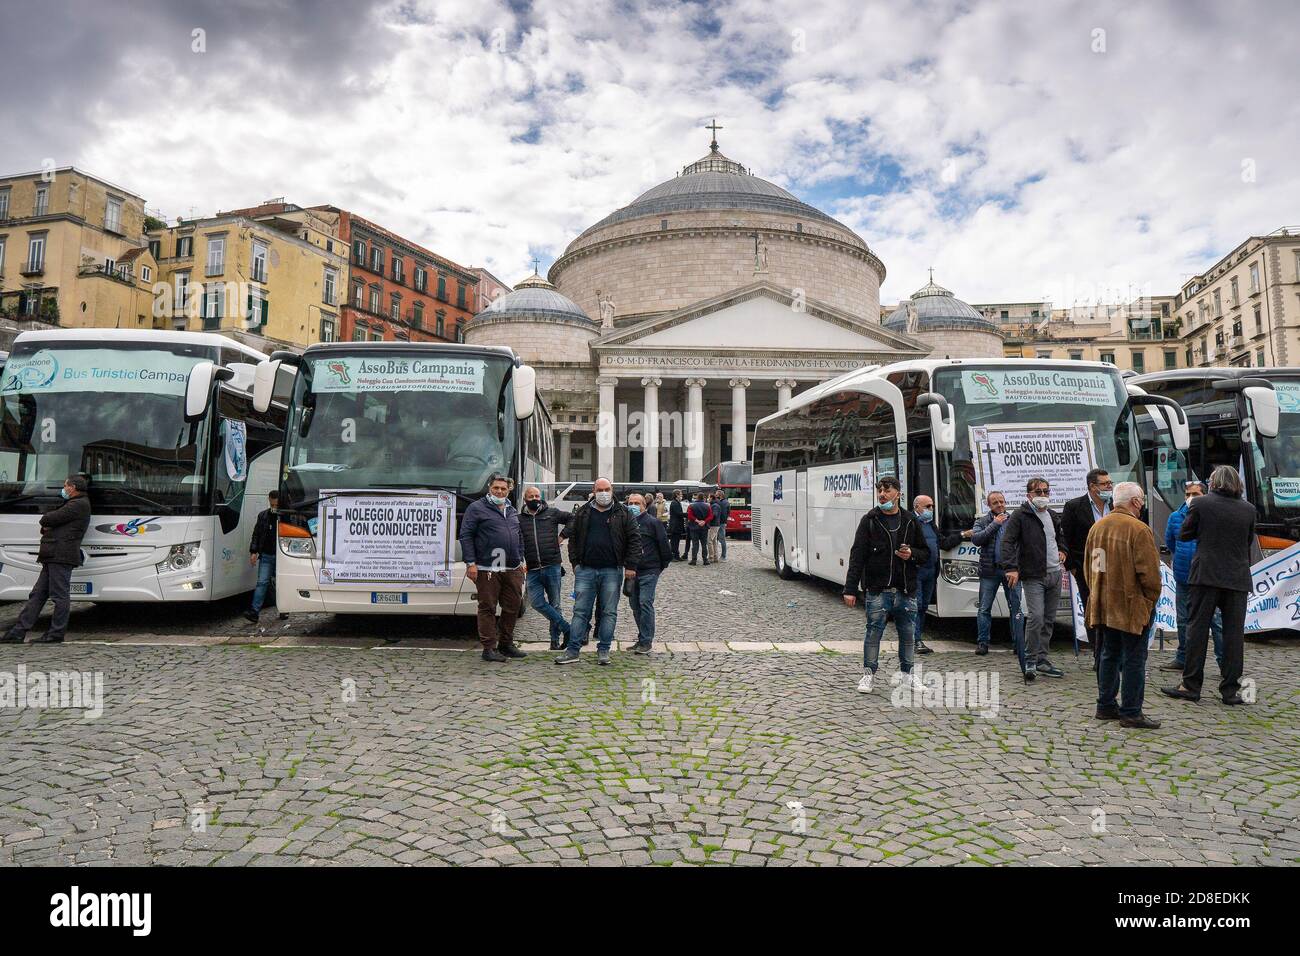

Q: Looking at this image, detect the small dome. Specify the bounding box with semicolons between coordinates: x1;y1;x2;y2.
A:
883;272;1000;334
472;270;594;324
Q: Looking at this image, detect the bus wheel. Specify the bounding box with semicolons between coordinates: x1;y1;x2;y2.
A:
774;531;796;580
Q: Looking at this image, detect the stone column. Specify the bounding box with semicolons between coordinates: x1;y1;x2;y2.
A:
557;430;571;481
684;378;707;481
775;378;797;410
729;378;750;462
641;377;661;482
597;375;617;481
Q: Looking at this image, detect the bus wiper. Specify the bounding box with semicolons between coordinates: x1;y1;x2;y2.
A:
368;482;478;505
95;486;172;512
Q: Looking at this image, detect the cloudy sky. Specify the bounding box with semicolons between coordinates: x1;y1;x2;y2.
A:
3;0;1296;306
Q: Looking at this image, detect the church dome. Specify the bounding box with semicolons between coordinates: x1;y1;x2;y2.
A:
883;274;1000;334
472;270;594;325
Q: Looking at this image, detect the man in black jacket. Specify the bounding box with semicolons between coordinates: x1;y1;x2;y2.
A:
1060;468;1112;666
2;475;92;645
245;491;280;623
841;476;929;694
626;492;672;653
687;493;712;565
1163;465;1256;705
1001;477;1067;682
556;477;641;665
668;489;687;560
459;475;528;663
520;485;573;650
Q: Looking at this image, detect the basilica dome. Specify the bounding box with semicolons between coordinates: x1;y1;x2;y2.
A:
463;270;599;366
882;272;1003;358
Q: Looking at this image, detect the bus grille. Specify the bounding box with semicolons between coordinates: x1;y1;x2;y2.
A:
751;508;761;547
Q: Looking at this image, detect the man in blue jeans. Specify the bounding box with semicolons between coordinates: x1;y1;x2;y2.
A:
842;477;929;693
245;491;280;623
967;491;1024;659
715;491;731;560
556;477;641;665
626;493;672;653
1161;479;1225;672
519;485;573;650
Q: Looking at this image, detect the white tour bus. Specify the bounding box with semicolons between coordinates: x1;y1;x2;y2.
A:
751;358;1188;621
252;341;552;615
0;329;283;601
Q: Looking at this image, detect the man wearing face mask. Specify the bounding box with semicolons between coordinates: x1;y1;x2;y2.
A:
625;493;672;653
459;475;527;663
556;477;641;665
1000;477;1067;682
519;485;574;651
969;491;1023;658
910;494;963;655
2;474;92;645
1062;468;1112;667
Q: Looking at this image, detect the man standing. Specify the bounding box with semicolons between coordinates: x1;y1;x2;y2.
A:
716;490;731;560
1061;468;1112;667
668;488;687;560
1160;480;1225;673
968;491;1023;658
910;493;962;655
1001;477;1067;682
1162;465;1255;706
842;477;929;693
245;491;281;623
1085;481;1162;728
687;493;712;566
707;492;722;563
556;477;641;665
2;475;92;645
625;493;671;653
459;475;527;663
520;485;573;651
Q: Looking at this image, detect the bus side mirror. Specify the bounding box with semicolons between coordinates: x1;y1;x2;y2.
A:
253;359;281;414
1244;386;1280;439
513;364;537;420
1127;389;1190;453
917;393;955;452
185;362;233;420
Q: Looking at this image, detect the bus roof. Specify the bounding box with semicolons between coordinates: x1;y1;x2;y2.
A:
300;341;520;363
12;328;266;362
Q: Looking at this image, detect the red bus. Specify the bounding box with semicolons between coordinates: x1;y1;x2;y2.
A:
704;460;752;536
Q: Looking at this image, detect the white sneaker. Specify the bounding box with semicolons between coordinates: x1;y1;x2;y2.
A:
857;672;874;694
906;671;927;691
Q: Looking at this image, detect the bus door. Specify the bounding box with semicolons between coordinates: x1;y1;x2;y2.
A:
795;469;809;574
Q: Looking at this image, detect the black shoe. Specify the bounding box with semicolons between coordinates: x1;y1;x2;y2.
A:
633;642;652;655
1158;660;1184;671
1038;665;1064;678
549;638;563;651
278;613;289;621
689;561;697;566
1160;685;1200;702
1094;707;1121;720
915;641;933;655
482;648;508;662
1119;714;1161;729
243;610;259;624
500;645;527;659
1023;669;1037;683
31;633;63;644
1222;695;1247;706
975;644;989;656
0;631;24;644
702;560;710;566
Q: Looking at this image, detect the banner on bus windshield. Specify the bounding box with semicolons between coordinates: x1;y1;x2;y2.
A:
970;423;1097;508
316;490;455;587
311;357;484;394
1271;381;1300;414
960;369;1116;407
0;348;200;396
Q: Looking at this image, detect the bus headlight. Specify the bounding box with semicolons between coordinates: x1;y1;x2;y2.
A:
156;542;202;574
941;559;980;585
280;536;315;558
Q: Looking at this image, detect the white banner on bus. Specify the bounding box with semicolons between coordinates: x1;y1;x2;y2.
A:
222;420;248;482
1245;541;1300;632
1070;562;1175;647
311;356;485;394
0;348;199;396
959;369;1116;407
1271;381;1300;414
971;422;1097;509
317;490;455;587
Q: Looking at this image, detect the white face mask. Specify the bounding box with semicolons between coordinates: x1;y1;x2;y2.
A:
1032;496;1050;510
594;491;613;507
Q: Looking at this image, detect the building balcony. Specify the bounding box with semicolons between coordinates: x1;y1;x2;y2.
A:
20;263;45;277
79;263;135;284
205;264;225;277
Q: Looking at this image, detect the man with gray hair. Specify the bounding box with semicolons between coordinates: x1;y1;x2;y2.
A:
1163;465;1255;706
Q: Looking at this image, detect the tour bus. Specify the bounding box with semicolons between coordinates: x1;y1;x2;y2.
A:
1131;367;1290;555
751;358;1189;621
703;460;753;536
0;329;282;602
535;479;712;514
252;341;553;615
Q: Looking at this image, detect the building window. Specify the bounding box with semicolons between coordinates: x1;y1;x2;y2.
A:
455;321;464;343
1130;350;1145;374
0;239;5;274
1230;276;1239;305
176;235;193;258
437;274;447;300
435;311;444;337
140;265;151;282
1250;263;1260;293
415;265;426;292
34;185;48;217
390;293;400;320
175;272;190;314
457;281;466;309
353;239;365;266
1231;320;1242;339
105;196;123;234
206;237;225;276
413;301;424;327
0;187;9;220
1100;352;1115;365
25;234;46;272
320;314;337;342
148;239;161;261
1185;347;1193;366
1036;351;1052;359
1213;289;1222;316
371;246;383;273
369;287;380;314
370;328;383;342
352;324;366;342
246;287;268;326
1254;306;1262;334
392;256;404;284
323;267;337;306
1069;350;1083;361
1258;348;1266;367
1164;350;1177;370
353;282;364;308
1215;330;1224;347
202;283;225;328
251;240;268;282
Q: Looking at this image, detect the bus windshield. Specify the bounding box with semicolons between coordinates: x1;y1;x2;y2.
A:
281;350;517;512
0;342;213;515
933;365;1141;534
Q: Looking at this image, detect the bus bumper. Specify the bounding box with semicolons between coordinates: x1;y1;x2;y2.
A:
274;554;480;615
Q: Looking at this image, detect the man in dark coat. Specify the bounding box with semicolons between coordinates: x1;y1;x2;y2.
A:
520;485;573;650
2;475;92;645
668;489;687;560
625;493;672;653
715;491;731;560
1001;476;1067;682
458;475;527;662
1061;468;1112;667
687;493;712;566
245;491;280;623
1163;465;1256;705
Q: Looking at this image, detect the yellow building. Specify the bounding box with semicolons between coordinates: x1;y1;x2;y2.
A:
0;167;158;332
148;210;347;347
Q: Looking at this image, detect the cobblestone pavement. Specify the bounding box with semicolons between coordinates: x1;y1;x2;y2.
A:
1;540;1297;866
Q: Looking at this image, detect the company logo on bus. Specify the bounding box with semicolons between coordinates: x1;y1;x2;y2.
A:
96;516;163;536
971;372;999;397
823;466;872;498
773;476;783;501
325;360;352;386
1;350;60;392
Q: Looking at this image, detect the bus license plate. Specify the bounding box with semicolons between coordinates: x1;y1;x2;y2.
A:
371;592;408;605
71;582;93;595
